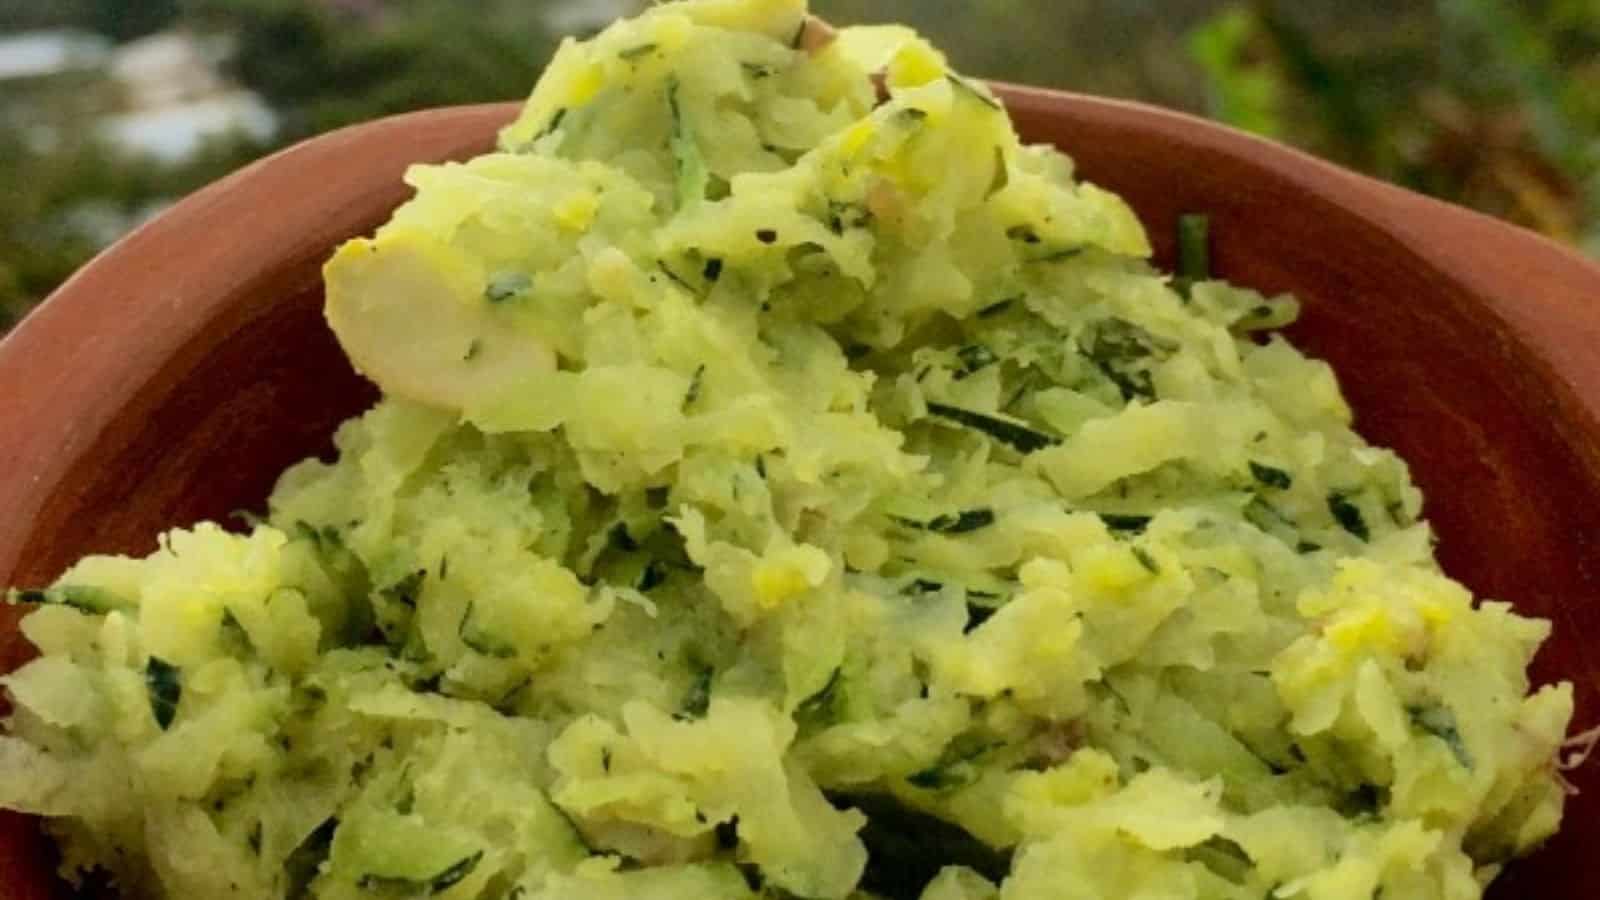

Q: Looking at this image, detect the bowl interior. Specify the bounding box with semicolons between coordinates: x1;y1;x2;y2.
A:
2;93;1598;898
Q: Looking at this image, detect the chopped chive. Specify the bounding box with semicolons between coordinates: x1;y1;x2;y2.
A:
953;344;999;380
636;560;666;592
1031;246;1084;264
702;257;723;282
1328;492;1370;541
925;402;1060;454
1410;705;1473;770
977;298;1017;318
683;364;706;411
618;43;658;61
358;850;485;895
796;667;844;727
678;664;713;719
667;76;707;211
1099;513;1152;535
539;107;567;138
1249;461;1294;490
485;271;531;304
755;228;778;244
963;603;997;633
1132;546;1160;574
657;261;695;293
145;657;181;730
987;145;1010;197
429;851;484;893
6;585;118;612
894;508;996;535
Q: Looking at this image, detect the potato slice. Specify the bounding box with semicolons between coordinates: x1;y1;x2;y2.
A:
323;229;553;413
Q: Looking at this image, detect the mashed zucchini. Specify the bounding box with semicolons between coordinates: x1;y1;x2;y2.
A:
0;1;1579;898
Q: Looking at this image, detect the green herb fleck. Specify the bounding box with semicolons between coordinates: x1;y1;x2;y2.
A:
5;585;120;612
1132;546;1161;574
964;603;998;634
925;402;1060;454
428;851;484;893
684;364;706;411
678;664;713;719
954;344;999;380
796;667;844;728
894;508;996;535
825;200;871;234
1341;783;1386;819
618;43;658;61
1030;246;1084;264
144;656;181;730
1099;513;1152;535
1080;318;1179;403
1328;492;1370;541
702;257;724;282
976;298;1017;318
1249;461;1294;490
657;261;695;294
485;271;531;304
539;108;567;138
462;339;482;362
357;850;485;895
1410;705;1473;769
667;76;708;211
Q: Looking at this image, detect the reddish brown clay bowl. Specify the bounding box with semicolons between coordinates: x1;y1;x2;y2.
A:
2;86;1599;899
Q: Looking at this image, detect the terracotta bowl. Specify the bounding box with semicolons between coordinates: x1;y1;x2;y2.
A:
2;85;1599;899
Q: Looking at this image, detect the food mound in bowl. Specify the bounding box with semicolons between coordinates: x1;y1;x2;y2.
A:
0;1;1583;898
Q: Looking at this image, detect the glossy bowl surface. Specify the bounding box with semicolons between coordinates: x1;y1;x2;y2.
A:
2;87;1599;899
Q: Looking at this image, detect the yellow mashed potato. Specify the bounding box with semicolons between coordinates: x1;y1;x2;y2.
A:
0;1;1580;898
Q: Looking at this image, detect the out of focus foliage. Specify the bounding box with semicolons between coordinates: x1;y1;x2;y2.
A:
1;0;1596;329
1190;0;1600;254
184;0;553;140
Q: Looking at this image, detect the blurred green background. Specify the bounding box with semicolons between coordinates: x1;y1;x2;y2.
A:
1;0;1596;331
